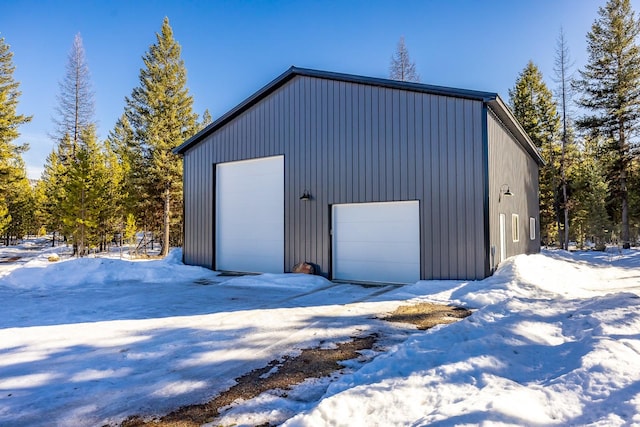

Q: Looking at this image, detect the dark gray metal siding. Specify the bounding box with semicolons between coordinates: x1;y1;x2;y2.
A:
487;109;541;271
183;75;487;280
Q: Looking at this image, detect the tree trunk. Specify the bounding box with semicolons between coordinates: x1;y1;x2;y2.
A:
561;165;569;250
620;123;630;249
160;183;170;257
621;170;630;249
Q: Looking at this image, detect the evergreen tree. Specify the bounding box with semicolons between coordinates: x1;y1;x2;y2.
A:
52;33;95;159
61;126;111;255
200;108;212;130
42;138;76;243
96;141;125;251
574;0;640;248
509;61;562;246
389;36;420;82
125;17;198;256
0;36;32;243
0;200;9;238
570;136;611;249
106;113;140;220
37;148;67;246
42;33;98;252
4;163;35;244
124;213;137;246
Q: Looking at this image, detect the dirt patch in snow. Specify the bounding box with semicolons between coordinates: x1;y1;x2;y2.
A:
119;303;470;426
383;302;472;330
120;335;377;427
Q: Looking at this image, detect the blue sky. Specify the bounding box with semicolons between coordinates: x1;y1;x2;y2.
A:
1;0;627;178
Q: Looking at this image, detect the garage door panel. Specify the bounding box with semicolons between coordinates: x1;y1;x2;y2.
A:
216;156;284;273
336;202;416;222
332;201;420;284
336;260;419;283
221;223;283;240
336;222;418;242
335;241;419;264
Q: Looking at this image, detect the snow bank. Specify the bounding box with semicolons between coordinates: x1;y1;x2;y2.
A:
2;243;640;426
0;248;211;289
284;250;640;426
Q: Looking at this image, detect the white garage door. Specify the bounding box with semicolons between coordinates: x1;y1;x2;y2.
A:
215;156;284;273
332;201;420;284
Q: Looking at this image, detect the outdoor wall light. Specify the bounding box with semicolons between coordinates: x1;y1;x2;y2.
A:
499;184;513;202
300;189;312;201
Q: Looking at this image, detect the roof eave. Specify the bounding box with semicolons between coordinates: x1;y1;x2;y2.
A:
173;66;499;155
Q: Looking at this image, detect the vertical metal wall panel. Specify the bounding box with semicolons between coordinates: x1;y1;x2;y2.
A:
181;74;488;279
487;110;541;272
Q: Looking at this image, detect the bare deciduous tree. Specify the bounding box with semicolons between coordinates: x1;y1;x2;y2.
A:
53;33;95;160
389;36;420;83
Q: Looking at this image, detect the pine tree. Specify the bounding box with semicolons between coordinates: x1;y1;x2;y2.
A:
124;212;137;251
52;33;95;159
0;200;9;238
42;33;98;252
107;113;139;219
389;36;420;82
125;17;198;256
509;61;562;246
553;28;576;250
4;163;35;244
0;36;32;243
570;136;611;249
574;0;640;248
200;108;212;130
37;149;67;246
61;126;111;255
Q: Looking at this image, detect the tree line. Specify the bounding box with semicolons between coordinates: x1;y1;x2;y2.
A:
391;0;640;250
2;1;640;255
1;17;209;255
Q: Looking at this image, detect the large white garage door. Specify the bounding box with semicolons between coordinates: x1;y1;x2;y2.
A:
332;201;420;284
215;156;284;273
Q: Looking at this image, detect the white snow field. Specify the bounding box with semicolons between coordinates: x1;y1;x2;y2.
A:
1;239;640;426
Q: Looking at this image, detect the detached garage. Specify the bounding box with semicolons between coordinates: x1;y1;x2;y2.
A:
175;67;543;283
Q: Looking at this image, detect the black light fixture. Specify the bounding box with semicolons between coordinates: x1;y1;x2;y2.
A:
499;184;513;202
300;189;311;201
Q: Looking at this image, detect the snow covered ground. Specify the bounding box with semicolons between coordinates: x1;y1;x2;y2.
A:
1;240;640;426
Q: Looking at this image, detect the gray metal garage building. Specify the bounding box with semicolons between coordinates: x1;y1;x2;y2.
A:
174;67;542;283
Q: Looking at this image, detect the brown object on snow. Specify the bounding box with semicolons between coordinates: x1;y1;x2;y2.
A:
292;262;315;275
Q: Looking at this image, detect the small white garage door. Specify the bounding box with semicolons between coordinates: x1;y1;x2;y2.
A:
215;156;284;273
332;201;420;284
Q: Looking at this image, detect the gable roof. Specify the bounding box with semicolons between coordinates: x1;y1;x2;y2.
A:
174;66;543;165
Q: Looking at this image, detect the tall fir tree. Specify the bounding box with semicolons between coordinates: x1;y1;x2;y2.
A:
574;0;640;248
53;33;95;159
0;36;32;241
389;36;420;82
125;17;198;256
509;61;562;246
41;33;99;253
